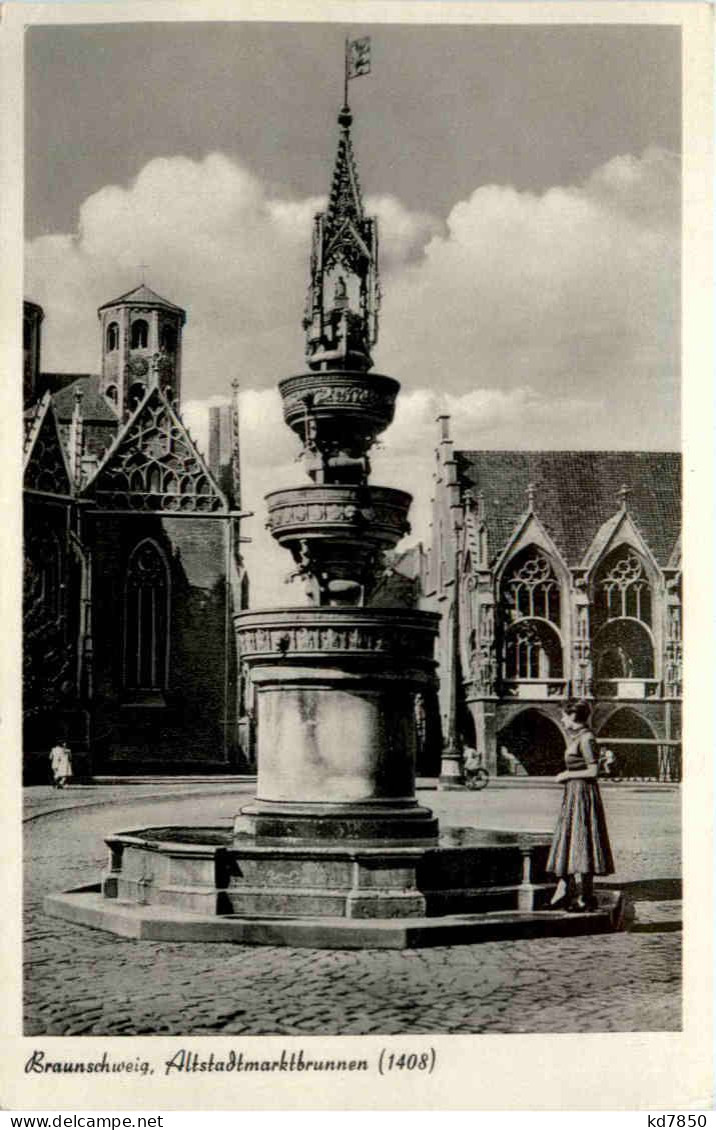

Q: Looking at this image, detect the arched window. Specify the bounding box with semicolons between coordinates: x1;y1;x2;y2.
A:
105;384;118;404
25;531;62;622
504;621;563;680
501;548;563;687
160;324;177;353
124;540;169;691
147;464;162;494
592;546;655;690
106;322;119;352
502;547;561;627
593;547;652;629
131;319;149;349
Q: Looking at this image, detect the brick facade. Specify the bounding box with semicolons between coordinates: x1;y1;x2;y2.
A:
420;419;682;780
22;294;249;780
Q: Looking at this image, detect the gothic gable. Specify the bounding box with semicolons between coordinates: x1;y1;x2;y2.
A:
23;394;73;497
582;507;661;583
494;511;569;584
84;387;227;513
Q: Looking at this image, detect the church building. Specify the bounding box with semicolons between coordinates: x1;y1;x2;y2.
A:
23;286;249;780
421;417;682;781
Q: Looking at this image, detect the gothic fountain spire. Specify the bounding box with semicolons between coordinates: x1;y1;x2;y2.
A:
304;46;380;372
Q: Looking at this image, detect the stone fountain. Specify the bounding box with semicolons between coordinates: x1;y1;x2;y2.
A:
47;96;623;947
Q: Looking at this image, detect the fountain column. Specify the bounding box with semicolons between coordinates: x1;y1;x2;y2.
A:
234;101;439;848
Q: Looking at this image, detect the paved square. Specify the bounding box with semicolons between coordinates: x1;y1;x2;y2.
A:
24;782;681;1035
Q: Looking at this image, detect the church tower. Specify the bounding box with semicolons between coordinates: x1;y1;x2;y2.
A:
97;284;186;418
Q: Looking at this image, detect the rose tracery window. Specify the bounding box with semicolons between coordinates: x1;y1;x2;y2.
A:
594;548;652;628
501;548;563;682
592;547;655;684
124;540;169;692
502;549;560;626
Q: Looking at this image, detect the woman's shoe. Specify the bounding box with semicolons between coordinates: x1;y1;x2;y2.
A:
568;896;598;913
547;894;570;911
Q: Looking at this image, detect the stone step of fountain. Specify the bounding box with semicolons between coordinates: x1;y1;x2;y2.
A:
46;886;625;948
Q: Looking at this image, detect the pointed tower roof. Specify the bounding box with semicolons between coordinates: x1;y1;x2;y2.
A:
326;106;365;229
303;103;380;371
98;284;186;322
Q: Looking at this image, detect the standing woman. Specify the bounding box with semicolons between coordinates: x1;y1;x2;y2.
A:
547;700;614;910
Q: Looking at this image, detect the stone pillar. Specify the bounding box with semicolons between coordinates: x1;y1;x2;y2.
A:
235;608;439;842
571;594;592;699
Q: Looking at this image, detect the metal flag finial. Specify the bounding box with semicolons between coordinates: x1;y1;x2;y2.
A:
344;35;371;111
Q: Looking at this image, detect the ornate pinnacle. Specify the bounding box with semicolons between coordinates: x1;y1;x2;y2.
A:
304;102;380;372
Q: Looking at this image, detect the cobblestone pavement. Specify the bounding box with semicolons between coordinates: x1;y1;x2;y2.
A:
24;783;681;1036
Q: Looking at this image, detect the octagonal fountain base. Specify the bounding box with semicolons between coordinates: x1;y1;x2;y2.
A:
45;824;625;948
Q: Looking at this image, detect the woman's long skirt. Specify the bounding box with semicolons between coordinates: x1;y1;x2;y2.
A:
547;779;615;877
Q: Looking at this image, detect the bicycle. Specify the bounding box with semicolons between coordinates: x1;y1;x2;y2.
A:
465;764;490;790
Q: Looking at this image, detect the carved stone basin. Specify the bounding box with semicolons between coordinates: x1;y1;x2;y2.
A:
236;606;439;672
266;484;412;541
265;483;411;598
278;370;400;454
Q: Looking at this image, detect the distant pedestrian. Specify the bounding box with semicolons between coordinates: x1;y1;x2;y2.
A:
547;701;614;911
599;746;618;779
49;740;72;789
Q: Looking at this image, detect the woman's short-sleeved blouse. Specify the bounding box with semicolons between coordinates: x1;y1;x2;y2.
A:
564;729;598;771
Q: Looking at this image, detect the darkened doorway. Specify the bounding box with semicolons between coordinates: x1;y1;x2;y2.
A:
497;709;565;776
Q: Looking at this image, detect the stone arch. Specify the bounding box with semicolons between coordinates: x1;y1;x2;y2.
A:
497;708;565;776
597;707;658;779
499;545;564;690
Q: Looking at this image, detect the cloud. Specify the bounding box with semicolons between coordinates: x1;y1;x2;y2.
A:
379;147;679;439
26;153;438;392
183;381;646;607
26;145;680;604
26;146;678;431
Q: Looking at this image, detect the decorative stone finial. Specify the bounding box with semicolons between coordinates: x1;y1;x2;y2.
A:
303;100;380;372
527;481;536;509
618;483;631;510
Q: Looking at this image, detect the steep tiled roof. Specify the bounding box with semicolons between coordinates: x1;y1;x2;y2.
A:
98;284;185;317
51;375;119;424
455;451;681;568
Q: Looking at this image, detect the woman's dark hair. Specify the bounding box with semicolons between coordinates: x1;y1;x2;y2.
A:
563;699;591;726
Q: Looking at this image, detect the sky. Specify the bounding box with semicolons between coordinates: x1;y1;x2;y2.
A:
25;21;681;605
